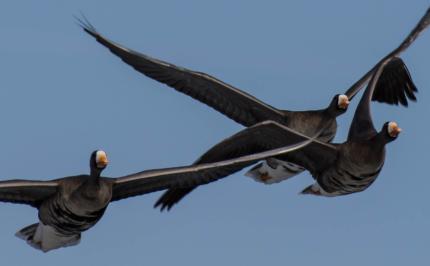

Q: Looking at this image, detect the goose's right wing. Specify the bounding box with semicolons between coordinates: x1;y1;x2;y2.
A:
0;180;58;207
78;18;285;127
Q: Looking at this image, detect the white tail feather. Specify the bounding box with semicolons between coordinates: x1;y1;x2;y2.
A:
16;222;81;252
245;159;304;184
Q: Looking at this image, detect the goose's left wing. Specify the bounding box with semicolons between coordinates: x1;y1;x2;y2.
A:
372;58;417;106
344;7;430;103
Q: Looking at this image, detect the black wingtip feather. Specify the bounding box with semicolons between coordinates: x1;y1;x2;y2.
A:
154;187;195;212
372;57;418;107
154;191;174;212
74;12;99;38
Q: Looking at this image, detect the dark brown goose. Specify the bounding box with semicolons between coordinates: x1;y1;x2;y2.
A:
1;142;312;252
78;8;428;210
155;56;411;209
216;56;404;196
151;56;402;204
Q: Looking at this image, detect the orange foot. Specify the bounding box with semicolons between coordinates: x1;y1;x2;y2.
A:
259;173;272;183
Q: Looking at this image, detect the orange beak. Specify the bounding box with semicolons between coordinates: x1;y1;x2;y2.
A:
96;154;109;168
338;96;350;110
389;123;402;137
392;126;402;137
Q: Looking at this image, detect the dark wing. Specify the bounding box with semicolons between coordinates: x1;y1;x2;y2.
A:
0;180;58;207
154;120;312;210
154;120;337;210
372;58;417;106
110;123;322;202
344;7;430;103
77;18;285;127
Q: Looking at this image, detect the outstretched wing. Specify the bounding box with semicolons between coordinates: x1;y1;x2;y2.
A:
0;180;58;207
154;120;338;210
110;123;323;202
78;18;285;127
344;8;430;103
111;121;337;207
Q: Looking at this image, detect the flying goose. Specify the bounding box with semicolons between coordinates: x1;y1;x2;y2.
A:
229;56;403;196
1;142;312;252
156;56;404;204
78;8;428;209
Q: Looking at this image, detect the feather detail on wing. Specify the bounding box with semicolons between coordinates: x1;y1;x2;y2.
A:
77;17;284;127
344;8;429;102
112;121;336;205
0;180;58;207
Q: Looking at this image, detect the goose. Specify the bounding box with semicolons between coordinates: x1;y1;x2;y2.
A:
77;8;428;209
154;55;403;206
1;142;312;252
208;56;403;196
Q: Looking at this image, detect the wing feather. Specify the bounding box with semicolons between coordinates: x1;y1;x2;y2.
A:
0;180;58;207
154;120;338;210
344;8;429;102
78;19;284;127
111;121;336;203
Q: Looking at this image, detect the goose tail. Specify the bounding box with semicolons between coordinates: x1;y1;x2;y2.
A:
16;222;81;252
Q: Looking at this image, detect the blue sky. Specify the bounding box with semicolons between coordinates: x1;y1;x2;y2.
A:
0;1;429;265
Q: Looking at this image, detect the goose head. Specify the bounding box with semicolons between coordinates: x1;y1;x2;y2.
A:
327;94;350;116
90;150;109;177
382;121;402;143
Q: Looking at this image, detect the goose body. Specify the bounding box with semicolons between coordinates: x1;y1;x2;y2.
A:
303;134;387;196
181;57;402;198
37;176;112;235
17;176;112;251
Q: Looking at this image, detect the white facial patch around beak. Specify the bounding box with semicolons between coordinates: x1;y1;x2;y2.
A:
388;122;402;138
337;94;350;110
96;150;109;168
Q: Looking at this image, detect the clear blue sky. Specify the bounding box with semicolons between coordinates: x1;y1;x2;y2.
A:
0;1;428;265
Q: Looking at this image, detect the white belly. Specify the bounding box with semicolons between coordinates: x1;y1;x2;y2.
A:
245;158;305;184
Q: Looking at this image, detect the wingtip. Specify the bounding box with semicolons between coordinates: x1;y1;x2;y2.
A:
73;12;98;37
372;57;419;108
153;201;170;212
417;7;430;32
154;191;180;212
425;6;430;18
155;205;171;213
153;201;162;210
